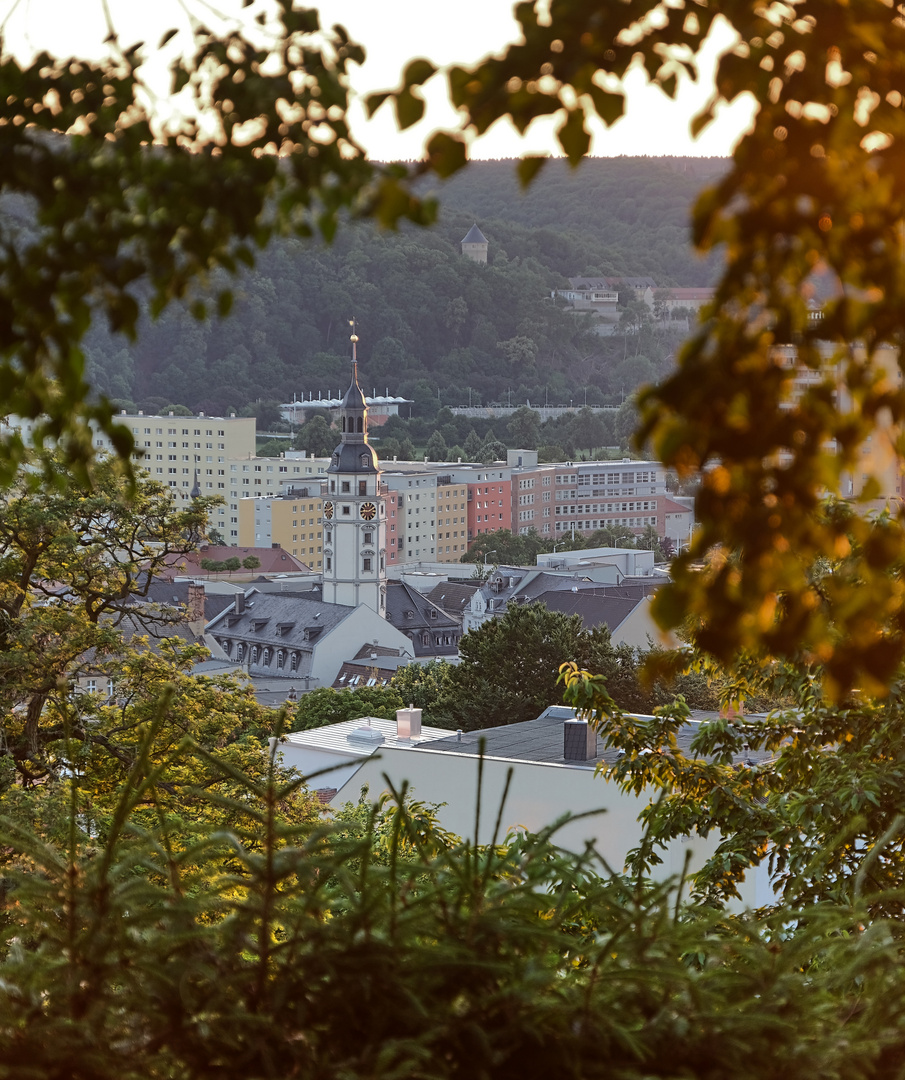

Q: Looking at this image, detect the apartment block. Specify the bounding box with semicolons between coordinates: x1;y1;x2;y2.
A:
224;453;329;543
442;465;513;543
237;490;324;570
434;478;470;561
382;470;439;563
506;458;693;545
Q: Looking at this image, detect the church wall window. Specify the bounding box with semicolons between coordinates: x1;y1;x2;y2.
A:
363;558;372;572
342;482;350;493
359;480;367;495
357;417;363;433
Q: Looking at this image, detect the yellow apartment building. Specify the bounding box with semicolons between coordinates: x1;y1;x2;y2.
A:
238;490;324;570
435;479;470;562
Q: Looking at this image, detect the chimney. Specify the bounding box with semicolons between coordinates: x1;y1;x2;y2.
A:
234;592;246;615
563;719;596;761
186;581;206;624
396;706;422;740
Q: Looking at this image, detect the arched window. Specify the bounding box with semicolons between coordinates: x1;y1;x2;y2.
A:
277;649;285;670
235;643;244;662
251;646;259;664
342;416;346;432
262;647;271;666
357;417;363;433
290;652;299;672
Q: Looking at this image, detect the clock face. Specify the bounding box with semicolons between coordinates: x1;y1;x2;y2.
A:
360;502;377;521
323;502;334;519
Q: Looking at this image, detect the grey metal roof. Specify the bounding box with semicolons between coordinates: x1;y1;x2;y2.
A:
418;708;774;769
531;589;643;633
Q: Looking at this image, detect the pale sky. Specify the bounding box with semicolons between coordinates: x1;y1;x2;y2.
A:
1;0;756;160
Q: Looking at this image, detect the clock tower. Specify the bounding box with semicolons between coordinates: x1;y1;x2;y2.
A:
322;324;387;613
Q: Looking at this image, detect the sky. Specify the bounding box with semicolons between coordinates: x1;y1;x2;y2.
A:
1;0;756;160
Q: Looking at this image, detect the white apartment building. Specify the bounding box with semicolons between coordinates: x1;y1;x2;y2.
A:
382;470;439;563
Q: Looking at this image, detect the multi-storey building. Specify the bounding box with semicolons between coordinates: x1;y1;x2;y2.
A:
224;453;329;542
441;465;513;544
503;454;692;547
382;470;439;563
237;489;324;570
433;478;470;561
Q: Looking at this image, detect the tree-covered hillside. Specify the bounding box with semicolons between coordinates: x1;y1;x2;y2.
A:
425;157;727;284
78;158;717;419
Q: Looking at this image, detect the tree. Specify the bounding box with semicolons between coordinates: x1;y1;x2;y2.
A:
294;415;336;458
290;685;404;732
0;2;439;490
506;406;542;449
222;557;242;575
391;661;459;729
452;602;645;728
425;430;448;460
369;0;905;693
463;429;483;460
0;455;215;774
241;556;261;572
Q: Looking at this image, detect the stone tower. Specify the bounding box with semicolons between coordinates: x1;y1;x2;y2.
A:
460;223;488;264
321;323;387;614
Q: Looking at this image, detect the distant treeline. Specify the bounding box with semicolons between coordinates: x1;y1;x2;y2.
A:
69;157;720;419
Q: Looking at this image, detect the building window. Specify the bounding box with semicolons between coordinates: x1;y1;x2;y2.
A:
363;557;372;572
359;480;367;495
342;481;350;493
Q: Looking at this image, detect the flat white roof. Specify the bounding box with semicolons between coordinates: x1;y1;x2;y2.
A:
278;715;452;759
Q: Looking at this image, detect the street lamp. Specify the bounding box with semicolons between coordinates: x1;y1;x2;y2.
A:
483;549;497;566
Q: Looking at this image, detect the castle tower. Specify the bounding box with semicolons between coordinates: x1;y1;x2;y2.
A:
460;223;488;264
321;322;387;614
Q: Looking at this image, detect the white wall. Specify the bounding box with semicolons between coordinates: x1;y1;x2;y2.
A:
335;747;774;909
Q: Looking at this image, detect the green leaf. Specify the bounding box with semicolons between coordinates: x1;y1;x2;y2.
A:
516;155;547;188
403;58;437;87
426;132;467;178
394;88;425;130
557;108;590;165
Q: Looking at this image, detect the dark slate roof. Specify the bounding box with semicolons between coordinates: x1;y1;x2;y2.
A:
532;589;644;633
461;223;488;244
385;580;460;657
208;590;354;678
340;361;367;411
419;707;774;768
424;581;478;621
327;441;380;473
332;662;393;689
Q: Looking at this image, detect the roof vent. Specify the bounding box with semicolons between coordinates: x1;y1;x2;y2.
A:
396;707;422;741
347;725;385;745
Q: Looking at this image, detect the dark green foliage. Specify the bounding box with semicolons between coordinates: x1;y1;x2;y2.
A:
4;749;905;1079
290;685;404;731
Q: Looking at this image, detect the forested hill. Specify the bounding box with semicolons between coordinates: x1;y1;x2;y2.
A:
422;156;728;285
74;156;725;420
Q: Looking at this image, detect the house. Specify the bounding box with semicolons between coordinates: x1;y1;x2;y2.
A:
385;580;462;658
272;710;451;797
207;588;413;691
330;706;774;907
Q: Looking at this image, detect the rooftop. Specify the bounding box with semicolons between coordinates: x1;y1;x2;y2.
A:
278;715;452;759
418;706;774;769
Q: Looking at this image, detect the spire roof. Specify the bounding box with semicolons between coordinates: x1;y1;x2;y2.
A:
461;223;487;244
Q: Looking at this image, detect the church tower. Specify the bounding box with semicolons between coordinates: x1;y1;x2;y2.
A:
322;323;387;614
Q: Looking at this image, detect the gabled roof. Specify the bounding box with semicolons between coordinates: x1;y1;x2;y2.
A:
425;581;479;621
385;580;460;656
460;223;487;244
531;589;643;634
